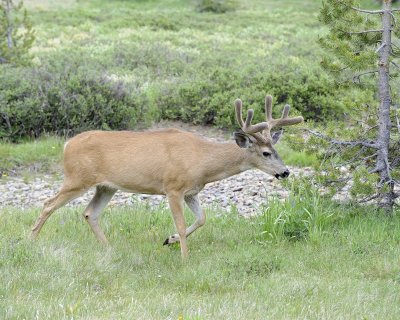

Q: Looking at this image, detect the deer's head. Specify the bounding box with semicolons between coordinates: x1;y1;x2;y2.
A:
234;95;303;179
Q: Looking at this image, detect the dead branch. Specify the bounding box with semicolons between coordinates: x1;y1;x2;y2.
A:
391;156;400;169
391;60;400;70
306;129;379;149
351;7;384;14
369;164;385;174
358;194;380;203
324;177;352;185
375;42;386;53
396;112;400;135
347;29;386;35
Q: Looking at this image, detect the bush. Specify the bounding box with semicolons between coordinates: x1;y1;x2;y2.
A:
0;42;374;142
0;59;373;141
154;61;371;127
193;0;238;13
0;65;141;141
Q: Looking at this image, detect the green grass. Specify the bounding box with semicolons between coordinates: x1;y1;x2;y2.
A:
1;195;400;319
0;136;63;175
275;141;318;168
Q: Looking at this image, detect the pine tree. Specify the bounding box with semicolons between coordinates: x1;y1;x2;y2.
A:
306;0;400;211
0;0;34;64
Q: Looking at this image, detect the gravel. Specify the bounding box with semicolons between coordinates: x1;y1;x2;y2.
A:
0;167;313;216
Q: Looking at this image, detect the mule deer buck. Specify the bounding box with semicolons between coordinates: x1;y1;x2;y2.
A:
31;95;303;258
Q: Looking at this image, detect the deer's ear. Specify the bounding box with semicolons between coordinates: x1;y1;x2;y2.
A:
271;129;283;145
233;131;253;148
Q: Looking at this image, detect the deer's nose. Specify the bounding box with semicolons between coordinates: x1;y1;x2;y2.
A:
275;170;290;179
282;169;290;178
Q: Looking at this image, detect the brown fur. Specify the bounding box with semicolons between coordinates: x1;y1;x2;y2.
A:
31;95;303;259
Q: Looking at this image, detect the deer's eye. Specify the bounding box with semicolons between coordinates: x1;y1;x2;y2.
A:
262;151;271;158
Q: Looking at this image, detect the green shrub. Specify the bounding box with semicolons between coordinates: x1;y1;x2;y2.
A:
155;61;371;127
0;55;372;142
193;0;238;13
0;65;141;141
0;40;374;142
260;177;341;242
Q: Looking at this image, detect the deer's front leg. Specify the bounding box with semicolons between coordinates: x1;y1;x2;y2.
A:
163;194;205;246
166;192;188;258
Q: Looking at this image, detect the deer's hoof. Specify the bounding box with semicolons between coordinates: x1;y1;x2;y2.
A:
163;235;179;245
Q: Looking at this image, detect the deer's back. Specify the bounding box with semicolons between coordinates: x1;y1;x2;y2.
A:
62;129;209;194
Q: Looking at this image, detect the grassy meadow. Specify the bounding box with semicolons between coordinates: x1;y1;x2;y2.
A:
1;0;400;319
1;194;400;319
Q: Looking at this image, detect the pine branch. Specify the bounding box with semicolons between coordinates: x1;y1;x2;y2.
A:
305;129;379;149
347;29;386;35
337;148;377;167
352;70;379;83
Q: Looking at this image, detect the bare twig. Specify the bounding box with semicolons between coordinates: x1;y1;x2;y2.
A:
396;112;400;135
375;42;386;53
347;29;386;35
389;11;397;26
324;177;352;185
384;157;393;181
352;70;379;82
369;165;385;174
391;156;400;169
351;7;383;14
306;129;379;149
358;194;380;203
392;60;400;70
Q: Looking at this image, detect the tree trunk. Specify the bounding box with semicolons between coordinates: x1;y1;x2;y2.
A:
376;0;395;211
5;0;13;48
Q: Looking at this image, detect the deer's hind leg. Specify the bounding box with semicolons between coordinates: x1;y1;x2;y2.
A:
82;185;116;245
31;182;88;239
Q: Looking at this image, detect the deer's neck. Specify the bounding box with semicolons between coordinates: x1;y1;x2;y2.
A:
200;141;251;184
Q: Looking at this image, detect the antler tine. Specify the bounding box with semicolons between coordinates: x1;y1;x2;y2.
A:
265;95;273;121
245;109;254;128
265;95;304;130
235;99;245;128
235;98;269;135
274;103;303;127
282;104;290;118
